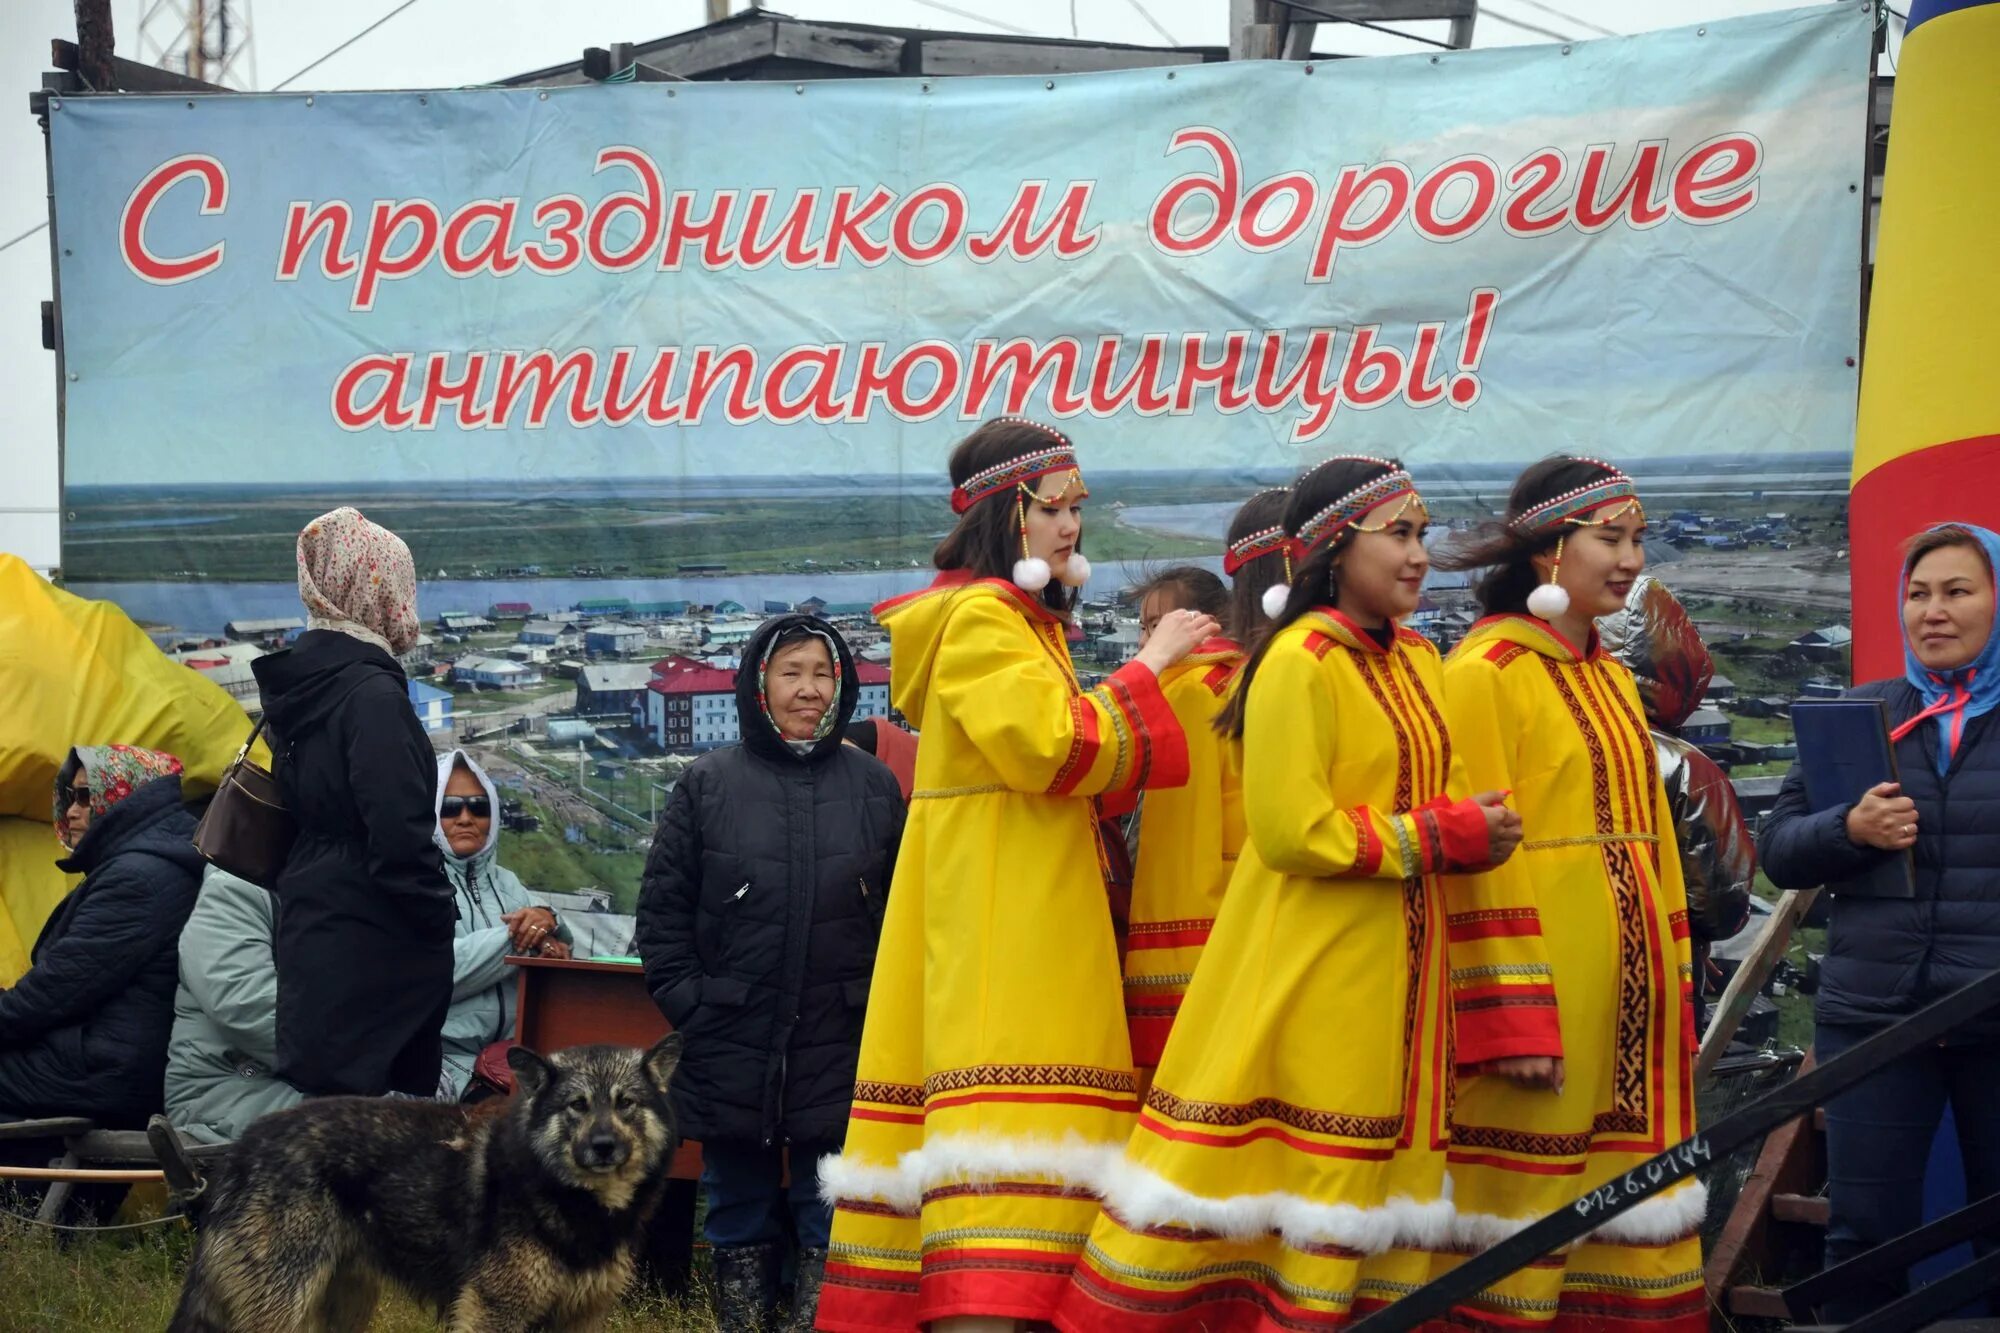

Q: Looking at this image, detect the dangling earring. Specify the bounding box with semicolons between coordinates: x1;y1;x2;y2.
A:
1261;549;1293;619
1011;488;1052;592
1526;534;1571;620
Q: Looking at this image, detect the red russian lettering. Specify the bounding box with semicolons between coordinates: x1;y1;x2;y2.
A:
738;189;821;269
1236;172;1316;253
276;200;356;280
523;195;585;274
586;148;665;272
601;347;684;426
966;181;1099;262
489;349;600;428
1672;133;1761;224
764;345;849;424
441;200;521;277
1413;156;1500;242
1338;326;1404;409
961;338;1087;418
353;199;441;311
1502;150;1570;237
683;345;761;426
1307;162;1412;282
331;353;413;431
1174;331;1252;413
660;190;739;271
819;186;894;268
119;155;228;286
1149;128;1240;257
416;352;491;429
891;185;967;265
1573;142;1669;232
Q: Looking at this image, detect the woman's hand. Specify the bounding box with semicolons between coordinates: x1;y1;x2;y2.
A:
1473;790;1523;866
502;906;559;952
1487;1056;1564;1094
1134;609;1222;676
1845;781;1918;852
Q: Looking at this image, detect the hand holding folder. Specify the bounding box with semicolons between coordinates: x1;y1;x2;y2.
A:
1790;698;1918;897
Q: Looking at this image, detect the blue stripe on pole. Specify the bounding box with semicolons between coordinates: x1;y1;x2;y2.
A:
1908;0;2000;37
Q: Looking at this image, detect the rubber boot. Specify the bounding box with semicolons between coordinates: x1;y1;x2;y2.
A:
713;1240;782;1330
783;1247;827;1332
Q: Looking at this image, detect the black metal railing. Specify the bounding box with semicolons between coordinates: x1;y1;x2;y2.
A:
1350;966;2000;1333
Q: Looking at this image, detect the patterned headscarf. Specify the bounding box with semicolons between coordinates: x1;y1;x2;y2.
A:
54;745;184;826
296;506;421;655
759;627;843;753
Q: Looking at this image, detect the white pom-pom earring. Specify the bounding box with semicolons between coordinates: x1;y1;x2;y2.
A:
1526;535;1571;620
1056;552;1092;587
1011;488;1053;592
1260;548;1295;618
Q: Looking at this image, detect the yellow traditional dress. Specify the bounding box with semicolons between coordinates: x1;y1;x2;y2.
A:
1123;634;1246;1066
1438;613;1704;1332
1059;610;1495;1333
816;571;1191;1332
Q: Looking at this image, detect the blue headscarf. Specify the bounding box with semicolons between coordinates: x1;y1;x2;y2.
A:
1895;523;2000;774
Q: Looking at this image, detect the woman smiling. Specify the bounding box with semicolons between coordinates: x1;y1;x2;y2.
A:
1760;522;2000;1319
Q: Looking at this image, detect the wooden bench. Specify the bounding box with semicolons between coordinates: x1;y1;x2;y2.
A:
0;1116;232;1223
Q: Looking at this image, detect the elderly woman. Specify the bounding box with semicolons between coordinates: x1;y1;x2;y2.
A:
0;747;203;1125
434;749;573;1099
165;753;569;1139
250;507;455;1098
638;613;904;1331
1760;522;2000;1319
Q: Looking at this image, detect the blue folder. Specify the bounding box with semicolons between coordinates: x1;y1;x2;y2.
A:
1790;697;1917;898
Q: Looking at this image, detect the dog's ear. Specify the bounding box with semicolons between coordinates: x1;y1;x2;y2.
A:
642;1032;683;1092
506;1045;554;1096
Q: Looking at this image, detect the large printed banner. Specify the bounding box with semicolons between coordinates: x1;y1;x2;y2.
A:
51;6;1867;499
40;5;1871;923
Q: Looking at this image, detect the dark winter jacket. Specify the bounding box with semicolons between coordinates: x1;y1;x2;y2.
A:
0;777;203;1124
637;614;905;1145
1759;679;2000;1041
252;629;456;1095
253;629;454;925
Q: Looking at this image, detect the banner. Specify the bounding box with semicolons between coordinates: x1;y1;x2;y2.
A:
41;5;1871;923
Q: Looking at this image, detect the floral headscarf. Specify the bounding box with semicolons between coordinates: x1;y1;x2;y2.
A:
297;506;421;655
759;627;843;754
54;745;184;827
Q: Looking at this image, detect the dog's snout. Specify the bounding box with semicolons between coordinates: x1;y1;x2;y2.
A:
579;1126;629;1169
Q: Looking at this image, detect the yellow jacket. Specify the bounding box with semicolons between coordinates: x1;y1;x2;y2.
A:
1122;636;1244;1065
818;572;1192;1333
1436;614;1705;1331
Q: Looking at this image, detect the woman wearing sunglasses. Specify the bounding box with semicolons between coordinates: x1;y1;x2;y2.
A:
434;749;573;1101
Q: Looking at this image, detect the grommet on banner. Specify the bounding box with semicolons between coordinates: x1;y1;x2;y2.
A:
305;96;315;106
1697;25;1707;34
1561;44;1572;54
1045;80;1055;89
1304;63;1314;73
795;84;804;93
186;100;195;109
537;91;547;100
49;99;60;110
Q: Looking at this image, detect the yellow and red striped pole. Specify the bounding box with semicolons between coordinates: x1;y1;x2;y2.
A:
1850;0;2000;682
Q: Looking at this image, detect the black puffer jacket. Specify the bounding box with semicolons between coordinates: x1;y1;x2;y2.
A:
252;629;456;1096
637;614;905;1145
1759;679;2000;1042
0;778;203;1124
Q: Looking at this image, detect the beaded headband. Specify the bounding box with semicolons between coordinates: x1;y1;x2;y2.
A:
1510;462;1642;535
949;420;1084;515
1291;467;1423;562
1223;525;1290;575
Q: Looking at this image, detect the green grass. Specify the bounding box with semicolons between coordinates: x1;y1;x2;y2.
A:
0;1210;718;1332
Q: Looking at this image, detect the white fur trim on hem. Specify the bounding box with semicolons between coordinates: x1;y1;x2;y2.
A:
1451;1177;1709;1250
818;1134;1457;1255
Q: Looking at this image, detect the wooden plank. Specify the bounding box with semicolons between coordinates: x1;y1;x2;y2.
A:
771;22;906;73
1;1164;162;1183
1705;1050;1819;1298
920;39;1203;77
50;40;229;93
647;19;779;77
0;1116;94;1139
1728;1286;1795;1319
1282;0;1475;17
1697;887;1819;1084
1771;1193;1831;1226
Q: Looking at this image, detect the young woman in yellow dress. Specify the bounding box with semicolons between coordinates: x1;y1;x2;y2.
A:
1120;487;1292;1068
1433;456;1706;1332
815;417;1221;1333
1056;456;1521;1333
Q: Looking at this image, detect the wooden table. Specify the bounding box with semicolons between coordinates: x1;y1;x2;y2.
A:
511;955;704;1181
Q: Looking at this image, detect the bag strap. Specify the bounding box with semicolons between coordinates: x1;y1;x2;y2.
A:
233;715;267;766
